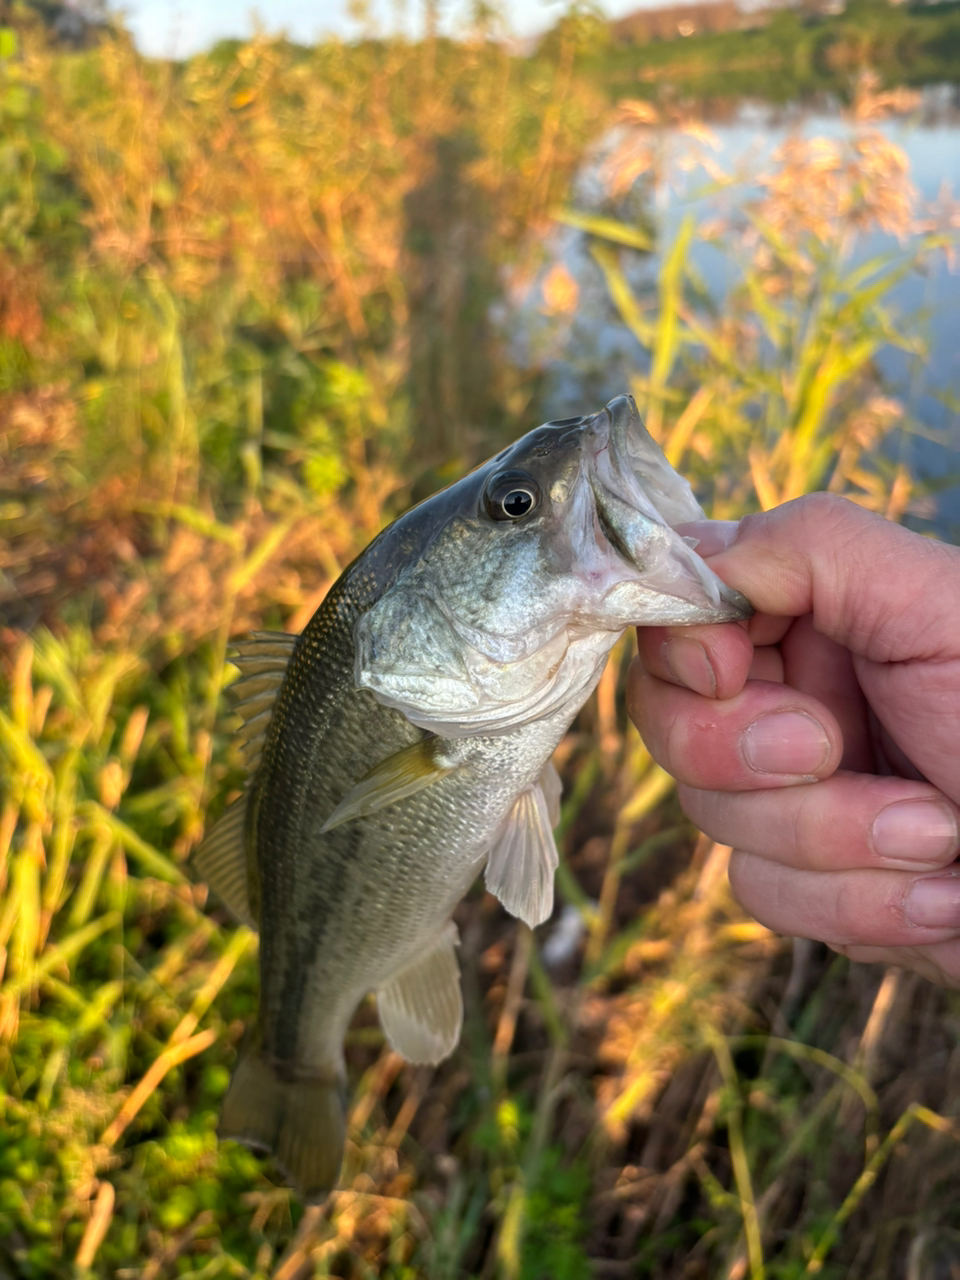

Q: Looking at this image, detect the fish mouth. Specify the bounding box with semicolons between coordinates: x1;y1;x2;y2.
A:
586;395;752;624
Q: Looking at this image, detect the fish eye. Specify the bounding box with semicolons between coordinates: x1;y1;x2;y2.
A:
483;471;541;522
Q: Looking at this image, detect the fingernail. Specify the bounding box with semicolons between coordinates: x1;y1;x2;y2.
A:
662;637;716;698
675;519;740;557
742;711;831;776
872;800;959;865
905;874;960;928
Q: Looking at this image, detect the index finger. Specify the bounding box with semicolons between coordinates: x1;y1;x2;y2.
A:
699;495;960;665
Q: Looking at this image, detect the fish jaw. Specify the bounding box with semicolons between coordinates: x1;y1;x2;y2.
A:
354;395;751;737
584;395;752;626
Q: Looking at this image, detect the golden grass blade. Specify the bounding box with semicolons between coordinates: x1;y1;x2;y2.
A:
42;748;80;942
100;1028;219;1149
0;911;122;1006
553;208;653;252
664;384;712;469
0;800;18;895
81;805;185;883
75;1180;116;1272
68;827;115;929
10;637;34;731
168;926;256;1048
492;926;533;1091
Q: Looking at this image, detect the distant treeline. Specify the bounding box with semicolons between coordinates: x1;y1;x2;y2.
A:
573;0;960;102
9;0;960;103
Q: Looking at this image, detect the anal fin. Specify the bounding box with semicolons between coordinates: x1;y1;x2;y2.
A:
376;922;462;1065
485;784;559;929
192;797;257;929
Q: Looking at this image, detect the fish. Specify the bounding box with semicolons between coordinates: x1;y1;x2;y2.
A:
193;393;751;1202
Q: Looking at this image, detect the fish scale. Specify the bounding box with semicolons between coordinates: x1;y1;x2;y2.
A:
193;394;752;1202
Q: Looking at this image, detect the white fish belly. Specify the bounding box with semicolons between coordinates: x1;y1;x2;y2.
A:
292;708;574;1071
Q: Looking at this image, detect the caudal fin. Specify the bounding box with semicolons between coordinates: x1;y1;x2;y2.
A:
219;1049;346;1203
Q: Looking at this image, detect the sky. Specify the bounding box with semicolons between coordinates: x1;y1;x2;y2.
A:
121;0;644;60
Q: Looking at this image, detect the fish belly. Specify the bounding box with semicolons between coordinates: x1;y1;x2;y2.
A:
267;707;572;1074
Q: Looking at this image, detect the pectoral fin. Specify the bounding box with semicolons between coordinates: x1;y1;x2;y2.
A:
376;922;462;1065
192;797;257;929
320;740;454;834
485;785;558;928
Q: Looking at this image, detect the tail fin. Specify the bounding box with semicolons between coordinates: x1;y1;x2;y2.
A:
219;1049;346;1203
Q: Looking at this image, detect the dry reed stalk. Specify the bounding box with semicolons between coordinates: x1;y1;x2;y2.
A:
492;925;534;1089
99;1028;218;1149
74;1179;116;1270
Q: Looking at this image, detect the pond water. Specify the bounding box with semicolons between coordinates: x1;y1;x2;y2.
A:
512;84;960;533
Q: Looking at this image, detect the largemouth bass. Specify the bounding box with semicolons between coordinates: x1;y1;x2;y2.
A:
195;394;750;1202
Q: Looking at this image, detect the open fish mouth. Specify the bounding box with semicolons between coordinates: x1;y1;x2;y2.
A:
585;395;752;623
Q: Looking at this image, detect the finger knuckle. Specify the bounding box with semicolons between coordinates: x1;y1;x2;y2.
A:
830;876;901;946
791;491;859;529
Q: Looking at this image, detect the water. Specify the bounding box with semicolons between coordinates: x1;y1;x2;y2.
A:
509;85;960;533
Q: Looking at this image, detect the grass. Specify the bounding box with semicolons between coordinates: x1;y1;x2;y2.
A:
1;14;960;1280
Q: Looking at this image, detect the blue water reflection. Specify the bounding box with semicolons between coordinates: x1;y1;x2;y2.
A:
515;86;960;534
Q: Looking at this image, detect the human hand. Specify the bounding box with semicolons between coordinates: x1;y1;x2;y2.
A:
627;493;960;987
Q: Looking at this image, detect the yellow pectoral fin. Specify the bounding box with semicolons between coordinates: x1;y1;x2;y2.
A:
319;739;455;833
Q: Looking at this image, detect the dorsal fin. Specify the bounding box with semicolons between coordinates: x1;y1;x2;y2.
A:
228;631;298;773
192;796;257;928
194;632;297;928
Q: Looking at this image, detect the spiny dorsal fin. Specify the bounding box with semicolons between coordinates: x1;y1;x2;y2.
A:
376;922;462;1064
194;632;298;925
485;784;559;929
192;796;257;929
232;630;298;664
320;739;455;834
228;631;298;773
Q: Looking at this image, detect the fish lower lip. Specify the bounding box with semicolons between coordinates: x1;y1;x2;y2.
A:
718;581;754;617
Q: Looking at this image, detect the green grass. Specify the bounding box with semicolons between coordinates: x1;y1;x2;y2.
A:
1;15;960;1279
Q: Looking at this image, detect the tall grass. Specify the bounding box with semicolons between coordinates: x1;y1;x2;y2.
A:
570;82;948;520
1;19;959;1280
